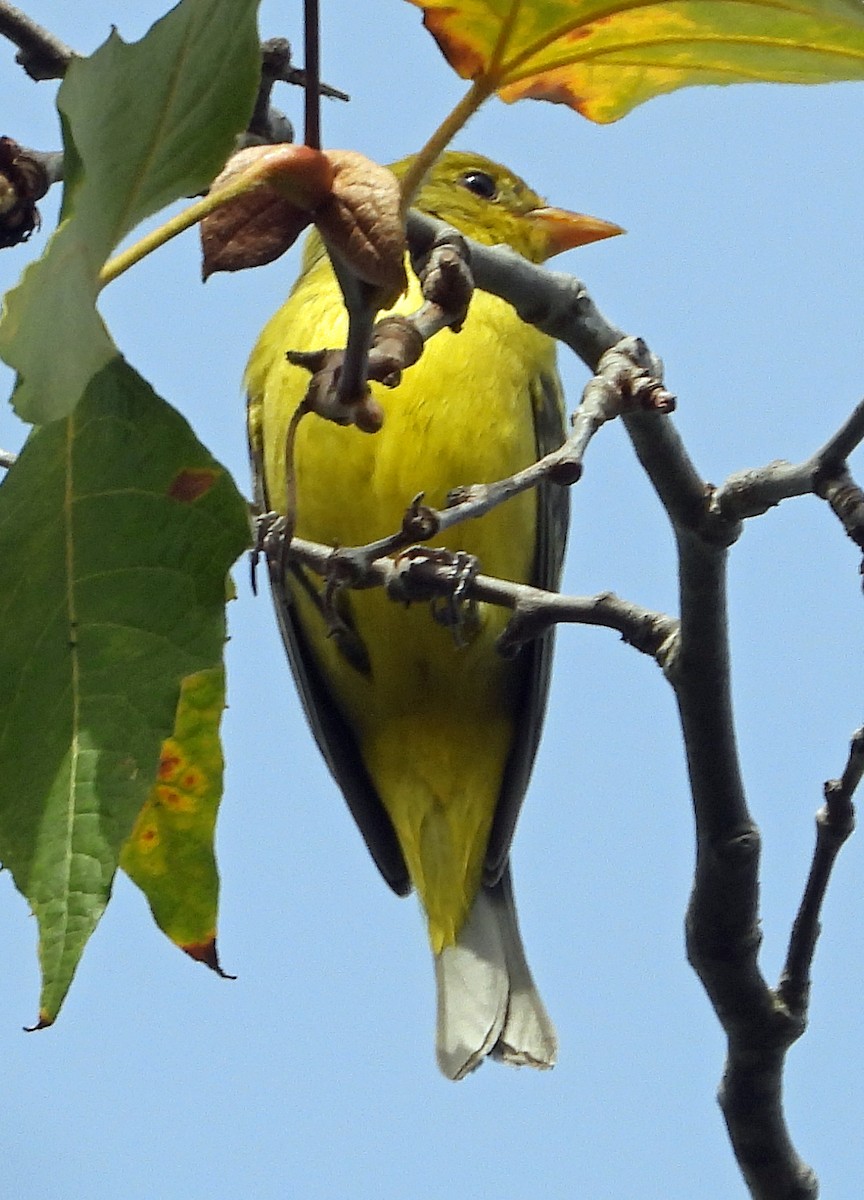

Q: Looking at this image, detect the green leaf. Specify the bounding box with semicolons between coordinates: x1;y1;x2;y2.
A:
0;225;116;424
0;0;260;422
408;0;864;123
0;358;251;1025
121;666;232;976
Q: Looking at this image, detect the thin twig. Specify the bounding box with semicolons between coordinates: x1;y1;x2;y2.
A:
275;532;678;665
303;0;321;150
0;447;17;470
439;337;672;536
778;728;860;1014
812;396;864;467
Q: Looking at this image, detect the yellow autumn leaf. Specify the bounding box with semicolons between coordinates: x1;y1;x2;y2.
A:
408;0;864;122
121;667;231;976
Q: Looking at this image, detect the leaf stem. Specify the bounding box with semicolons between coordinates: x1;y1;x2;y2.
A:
398;78;493;217
98;172;274;288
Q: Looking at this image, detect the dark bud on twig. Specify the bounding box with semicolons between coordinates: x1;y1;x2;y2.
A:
0;137;49;248
590;337;676;416
401;493;439;541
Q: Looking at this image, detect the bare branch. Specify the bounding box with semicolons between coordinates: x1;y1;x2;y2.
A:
0;1;74;80
245;40;296;146
595;280;828;1199
242;36;349;149
630;413;820;1195
269;531;678;665
441;336;673;533
712;398;864;524
678;520;817;1198
711;459;814;520
0;447;17;470
495;586;678;664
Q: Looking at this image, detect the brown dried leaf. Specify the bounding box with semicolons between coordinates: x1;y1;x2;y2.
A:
201;191;311;278
200;143;334;279
315;150;407;303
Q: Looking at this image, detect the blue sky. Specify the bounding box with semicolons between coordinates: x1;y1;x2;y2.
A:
1;2;863;1197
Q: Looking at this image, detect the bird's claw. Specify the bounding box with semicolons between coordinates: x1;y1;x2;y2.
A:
250;511;293;591
391;546;481;646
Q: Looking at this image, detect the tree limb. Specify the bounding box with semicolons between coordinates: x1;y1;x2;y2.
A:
621;344;824;1197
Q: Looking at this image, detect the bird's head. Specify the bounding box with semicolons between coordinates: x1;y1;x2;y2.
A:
392;150;623;265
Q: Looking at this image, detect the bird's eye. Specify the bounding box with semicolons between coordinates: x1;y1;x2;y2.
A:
459;170;497;201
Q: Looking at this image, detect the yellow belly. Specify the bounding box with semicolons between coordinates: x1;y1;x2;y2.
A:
248;253;556;949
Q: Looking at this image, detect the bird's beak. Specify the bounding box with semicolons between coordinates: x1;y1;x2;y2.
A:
527;206;625;257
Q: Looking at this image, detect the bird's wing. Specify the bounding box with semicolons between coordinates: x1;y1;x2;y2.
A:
248;422;412;897
483;366;570;885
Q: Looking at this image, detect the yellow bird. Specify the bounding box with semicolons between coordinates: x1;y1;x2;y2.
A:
246;151;621;1078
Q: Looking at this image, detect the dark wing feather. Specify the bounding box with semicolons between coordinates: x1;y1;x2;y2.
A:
248;418;411;896
483;366;569;885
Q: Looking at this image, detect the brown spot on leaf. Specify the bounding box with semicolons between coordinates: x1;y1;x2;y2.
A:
158;751;182;778
168;468;218;503
508;75;585;109
183;938;236;979
157;786;184;809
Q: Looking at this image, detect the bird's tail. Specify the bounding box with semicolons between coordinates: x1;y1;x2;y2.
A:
434;864;557;1080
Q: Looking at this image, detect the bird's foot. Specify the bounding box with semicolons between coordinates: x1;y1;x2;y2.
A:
390;546;481;646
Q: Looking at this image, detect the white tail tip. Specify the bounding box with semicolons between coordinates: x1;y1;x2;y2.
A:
434;866;556;1080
